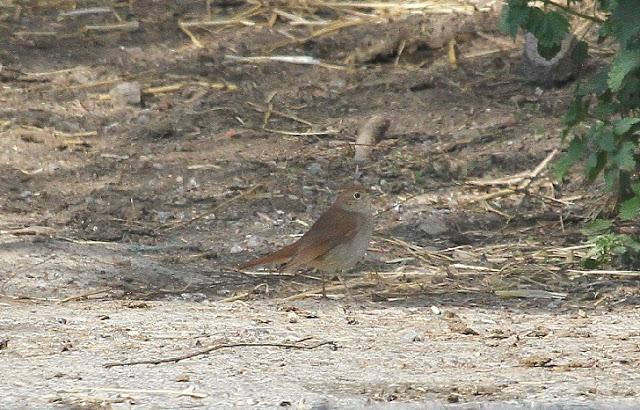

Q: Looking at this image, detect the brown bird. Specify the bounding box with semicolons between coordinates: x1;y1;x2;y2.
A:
239;184;374;297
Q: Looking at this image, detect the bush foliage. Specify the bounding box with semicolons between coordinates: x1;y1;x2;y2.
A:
501;0;640;220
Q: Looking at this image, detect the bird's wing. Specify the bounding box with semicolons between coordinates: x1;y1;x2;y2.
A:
285;206;360;270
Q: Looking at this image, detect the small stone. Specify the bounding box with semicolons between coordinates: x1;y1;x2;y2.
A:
246;235;263;248
447;394;460;403
187;177;198;190
419;214;448;236
401;329;423;342
287;311;299;323
306;162;323;175
109;81;142;107
230;245;243;254
155;211;173;223
181;293;207;302
431;306;441;315
175;374;190;382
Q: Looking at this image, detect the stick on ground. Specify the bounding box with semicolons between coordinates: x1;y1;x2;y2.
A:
103;340;336;368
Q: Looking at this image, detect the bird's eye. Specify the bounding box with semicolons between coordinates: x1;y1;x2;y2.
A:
353;192;361;199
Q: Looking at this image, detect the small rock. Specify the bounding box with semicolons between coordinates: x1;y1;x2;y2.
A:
520;355;552;367
181;293;207;302
287;311;299;323
230;245;243;254
430;306;441;315
401;329;423;342
187;177;199;190
155;211;173;223
109;81;142;107
419;214;448;236
175;374;190;382
306;162;323;175
246;235;263;248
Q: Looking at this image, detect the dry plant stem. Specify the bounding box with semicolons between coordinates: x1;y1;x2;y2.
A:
84;21;139;33
57;289;110;304
258;127;337;136
64;387;206;399
544;0;604;23
103;340;335;368
469;148;558;203
246;102;315;126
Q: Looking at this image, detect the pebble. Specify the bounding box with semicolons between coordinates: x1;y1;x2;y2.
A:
287;312;299;323
419;214;448;236
306;162;323;175
109;81;142;107
401;329;423;342
246;235;263;248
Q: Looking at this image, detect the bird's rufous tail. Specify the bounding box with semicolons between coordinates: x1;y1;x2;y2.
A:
238;242;298;270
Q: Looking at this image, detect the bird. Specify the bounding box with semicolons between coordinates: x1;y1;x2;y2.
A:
239;184;374;297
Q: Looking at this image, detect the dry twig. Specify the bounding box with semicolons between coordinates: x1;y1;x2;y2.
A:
103;340;335;368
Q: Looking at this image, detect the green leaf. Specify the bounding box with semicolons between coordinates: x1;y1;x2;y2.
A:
564;97;588;127
526;10;570;60
500;2;530;38
585;151;608;181
621;234;640;252
613;117;640;135
612;141;637;171
594;124;615;152
571;40;589;65
581;258;600;269
609;0;640;47
608;49;640;91
604;165;619;189
555;137;585;178
586;69;611;96
620;193;640;220
617;76;640;111
581;219;613;236
593;100;617;120
598;20;613;42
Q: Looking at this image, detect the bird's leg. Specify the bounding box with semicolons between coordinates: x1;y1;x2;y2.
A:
336;271;354;301
321;270;327;298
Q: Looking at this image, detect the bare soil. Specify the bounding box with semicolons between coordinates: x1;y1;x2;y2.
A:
1;1;639;408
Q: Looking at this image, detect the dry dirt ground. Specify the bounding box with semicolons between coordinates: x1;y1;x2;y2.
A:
2;0;640;408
